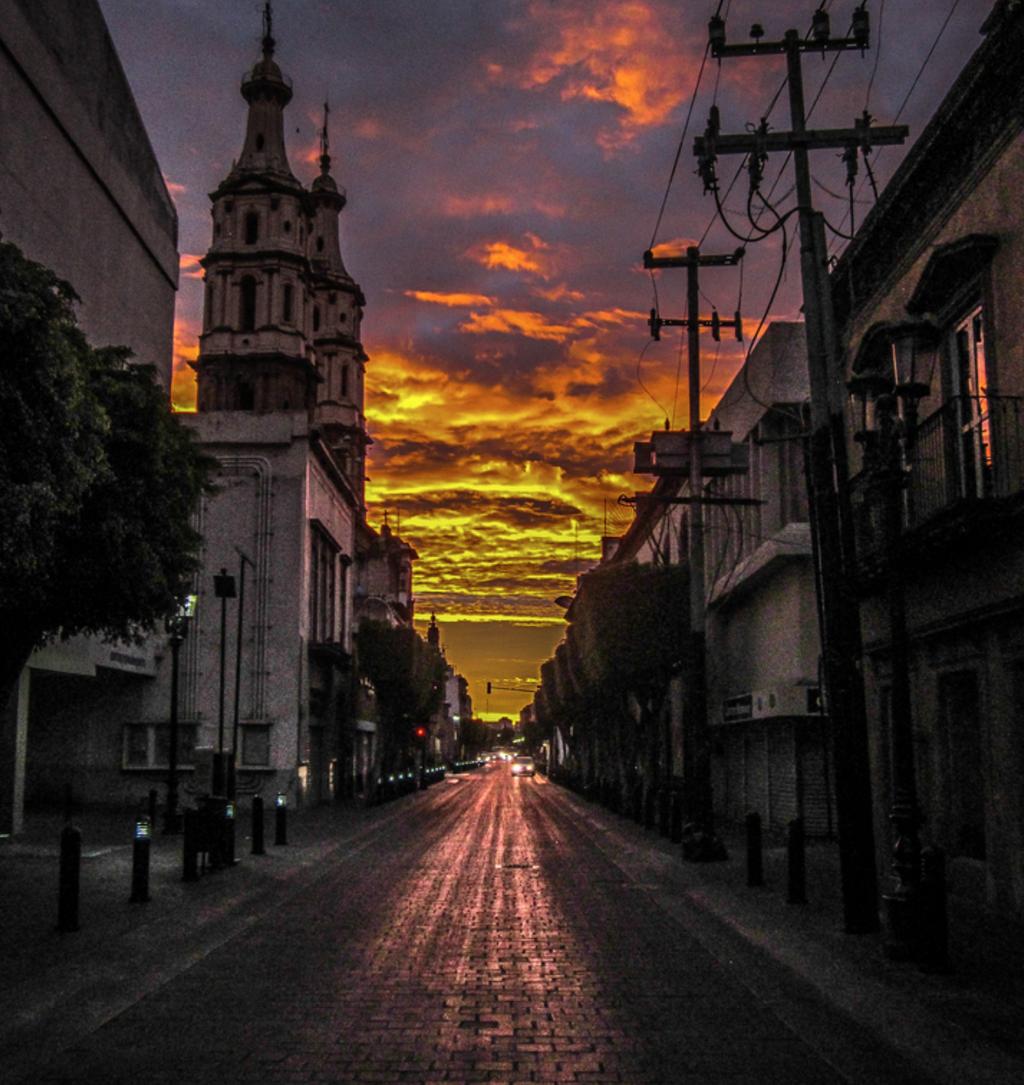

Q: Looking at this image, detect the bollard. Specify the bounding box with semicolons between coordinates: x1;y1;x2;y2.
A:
224;801;237;866
657;787;671;837
746;811;764;887
182;807;199;882
670;792;683;843
274;792;288;846
251;794;265;855
918;846;951;973
130;818;152;903
57;823;82;933
786;817;807;904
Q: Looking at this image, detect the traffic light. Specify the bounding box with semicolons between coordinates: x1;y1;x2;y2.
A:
412;725;427;743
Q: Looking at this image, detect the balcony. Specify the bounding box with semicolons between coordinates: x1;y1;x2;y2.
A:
851;395;1024;575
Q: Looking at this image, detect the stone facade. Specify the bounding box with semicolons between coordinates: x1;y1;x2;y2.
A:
833;0;1024;916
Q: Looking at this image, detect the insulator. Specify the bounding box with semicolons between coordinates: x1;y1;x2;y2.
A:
812;8;830;43
708;14;726;53
750;23;765;40
734;311;743;343
711;310;721;342
648;308;662;342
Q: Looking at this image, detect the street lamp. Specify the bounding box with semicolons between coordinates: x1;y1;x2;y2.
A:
163;594;196;834
213;567;236;796
848;320;938;961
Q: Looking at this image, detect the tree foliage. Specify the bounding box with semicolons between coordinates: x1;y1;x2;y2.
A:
0;242;211;697
355;620;446;772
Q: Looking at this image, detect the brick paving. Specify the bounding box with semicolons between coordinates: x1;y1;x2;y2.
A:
16;769;932;1085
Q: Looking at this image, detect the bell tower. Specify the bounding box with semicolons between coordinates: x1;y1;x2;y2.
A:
193;3;316;414
309;103;371;510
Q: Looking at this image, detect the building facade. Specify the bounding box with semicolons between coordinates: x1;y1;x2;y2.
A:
833;0;1024;915
130;18;371;808
1;0;179;830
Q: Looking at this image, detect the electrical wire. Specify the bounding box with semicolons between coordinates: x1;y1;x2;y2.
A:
634;338;671;425
864;0;885;113
828;0;962;254
649;41;711;250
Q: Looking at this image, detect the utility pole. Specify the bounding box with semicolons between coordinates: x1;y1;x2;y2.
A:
642;245;742;859
698;8;908;932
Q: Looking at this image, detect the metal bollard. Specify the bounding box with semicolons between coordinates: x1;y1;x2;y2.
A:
670;792;683;843
274;792;287;846
251;795;265;855
130;818;152;903
786;817;807;904
57;823;82;932
746;811;764;887
182;808;199;882
918;846;951;973
224;801;237;866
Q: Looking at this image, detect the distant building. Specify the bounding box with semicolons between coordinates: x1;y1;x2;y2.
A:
0;0;178;831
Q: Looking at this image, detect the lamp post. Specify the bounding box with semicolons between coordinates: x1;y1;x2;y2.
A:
163;594;196;834
213;568;236;796
848;321;938;960
228;549;254;801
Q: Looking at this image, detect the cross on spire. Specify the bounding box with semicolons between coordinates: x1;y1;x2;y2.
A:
320;101;331;172
261;1;275;57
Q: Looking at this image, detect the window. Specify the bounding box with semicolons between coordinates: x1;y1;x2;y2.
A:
340;363;349;399
241;725;271;767
270;197;280;211
312;306;321;333
255;133;265;151
283;283;294;323
309;523;339;642
951;305;991;498
316;236;324;252
238;381;254;410
239;276;257;331
284;220;292;234
244;212;259;244
123;723;198;770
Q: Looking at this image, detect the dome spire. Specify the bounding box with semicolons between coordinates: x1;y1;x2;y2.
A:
262;1;275;58
320;100;332;176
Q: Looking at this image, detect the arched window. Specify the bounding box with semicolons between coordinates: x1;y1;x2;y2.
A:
240;276;257;331
283;283;294;323
341;363;349;399
244;212;259;244
316;236;324;252
313;306;321;333
255;133;265;151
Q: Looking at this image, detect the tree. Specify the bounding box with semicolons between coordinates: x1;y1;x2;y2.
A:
0;241;211;703
355;620;446;780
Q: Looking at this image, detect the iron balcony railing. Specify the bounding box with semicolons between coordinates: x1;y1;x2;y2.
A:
852;395;1024;565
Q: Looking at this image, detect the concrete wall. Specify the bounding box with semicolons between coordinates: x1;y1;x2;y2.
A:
0;0;177;385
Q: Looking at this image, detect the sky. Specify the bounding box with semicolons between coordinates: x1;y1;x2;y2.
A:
98;0;993;720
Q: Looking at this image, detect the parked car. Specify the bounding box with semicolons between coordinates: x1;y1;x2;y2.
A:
510;754;535;777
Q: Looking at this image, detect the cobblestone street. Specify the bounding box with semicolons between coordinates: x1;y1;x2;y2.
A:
14;767;936;1085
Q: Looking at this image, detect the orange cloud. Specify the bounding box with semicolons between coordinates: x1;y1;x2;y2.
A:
511;0;699;146
467;233;554;276
171;314;199;413
532;284;585;303
459;309;574;342
179;254;204;280
406;290;497;308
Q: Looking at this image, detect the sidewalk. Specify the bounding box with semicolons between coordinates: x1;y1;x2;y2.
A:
0;791;423;1083
556;784;1024;1085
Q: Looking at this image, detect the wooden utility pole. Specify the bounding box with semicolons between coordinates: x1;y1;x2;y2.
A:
643;246;741;857
699;11;908;931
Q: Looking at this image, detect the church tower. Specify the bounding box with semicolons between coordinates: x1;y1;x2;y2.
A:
192;4;369;506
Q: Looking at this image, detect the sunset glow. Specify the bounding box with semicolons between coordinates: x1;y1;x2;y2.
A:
136;0;985;717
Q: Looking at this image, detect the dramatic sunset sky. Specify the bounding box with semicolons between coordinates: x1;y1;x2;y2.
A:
99;0;988;719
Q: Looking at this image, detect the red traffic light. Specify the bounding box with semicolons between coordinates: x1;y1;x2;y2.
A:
413;725;427;740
